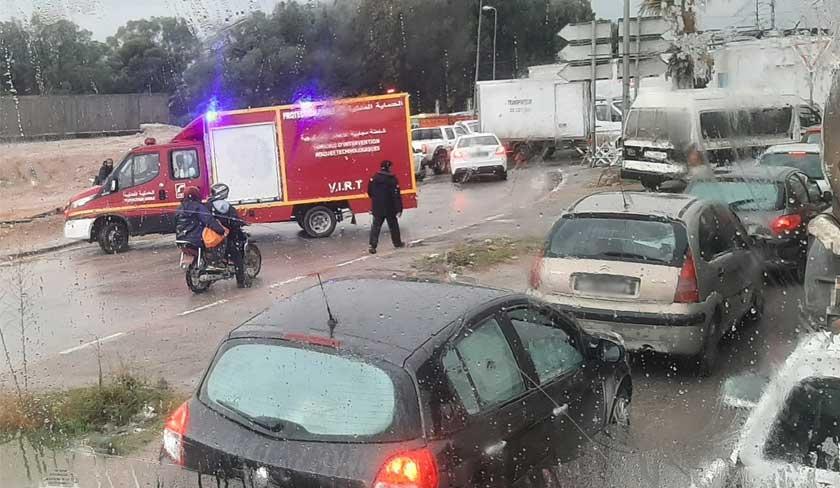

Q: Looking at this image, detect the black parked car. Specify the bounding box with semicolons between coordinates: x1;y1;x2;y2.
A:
161;278;632;488
686;165;830;281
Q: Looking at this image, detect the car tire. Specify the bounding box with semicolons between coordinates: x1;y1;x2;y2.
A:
451;174;461;183
500;170;508;181
697;318;721;377
302;206;337;238
98;221;129;254
432;151;447;175
640;176;661;191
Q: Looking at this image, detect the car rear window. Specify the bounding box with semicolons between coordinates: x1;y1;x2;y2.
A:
760;152;823;180
457;135;499;147
412;128;442;141
546;216;687;266
688;180;784;211
202;340;419;442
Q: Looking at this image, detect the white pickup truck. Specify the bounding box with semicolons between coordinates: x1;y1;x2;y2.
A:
411;125;468;174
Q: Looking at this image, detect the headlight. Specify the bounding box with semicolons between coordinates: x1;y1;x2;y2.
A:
71;195;95;208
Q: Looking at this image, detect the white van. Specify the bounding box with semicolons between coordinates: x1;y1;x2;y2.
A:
621;89;820;189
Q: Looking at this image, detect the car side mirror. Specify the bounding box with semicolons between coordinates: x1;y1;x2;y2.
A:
823;190;833;203
109;179;118;193
721;373;769;409
598;339;624;363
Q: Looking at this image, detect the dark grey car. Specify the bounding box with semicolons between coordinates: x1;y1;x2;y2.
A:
686;165;830;280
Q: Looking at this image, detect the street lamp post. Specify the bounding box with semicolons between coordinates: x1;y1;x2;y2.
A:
483;5;498;80
473;0;484;109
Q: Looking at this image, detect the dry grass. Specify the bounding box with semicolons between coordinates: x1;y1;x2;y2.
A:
0;372;180;453
413;237;544;274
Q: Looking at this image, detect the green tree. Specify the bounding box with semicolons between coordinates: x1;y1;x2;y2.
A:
108;17;199;94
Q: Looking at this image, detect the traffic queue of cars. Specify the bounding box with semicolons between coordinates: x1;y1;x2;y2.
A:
411;121;510;183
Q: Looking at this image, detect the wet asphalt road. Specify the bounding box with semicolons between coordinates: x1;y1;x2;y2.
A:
0;164;813;487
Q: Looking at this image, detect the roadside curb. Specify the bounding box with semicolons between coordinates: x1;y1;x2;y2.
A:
1;241;84;263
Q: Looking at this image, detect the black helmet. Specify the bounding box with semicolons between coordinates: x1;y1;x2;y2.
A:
210;183;229;201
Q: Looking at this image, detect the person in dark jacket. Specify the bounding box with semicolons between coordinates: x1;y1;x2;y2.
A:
207;183;249;287
367;160;405;254
93;159;114;186
175;186;225;249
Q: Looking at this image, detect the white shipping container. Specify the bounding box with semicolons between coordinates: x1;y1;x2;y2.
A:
477;79;590;141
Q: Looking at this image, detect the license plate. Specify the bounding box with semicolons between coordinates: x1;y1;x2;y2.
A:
645;150;668;161
573;274;639;296
475;151;489;157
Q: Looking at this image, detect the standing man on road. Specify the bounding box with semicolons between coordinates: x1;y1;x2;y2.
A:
367;160;405;254
93;158;114;186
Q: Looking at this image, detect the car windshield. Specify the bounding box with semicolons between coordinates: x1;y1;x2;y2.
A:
547;217;685;266
760;152;823;179
624;108;691;146
688;180;784;211
457;135;499;147
6;0;840;486
204;341;412;441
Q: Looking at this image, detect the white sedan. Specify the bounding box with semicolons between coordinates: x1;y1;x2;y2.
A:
698;332;840;488
449;132;507;182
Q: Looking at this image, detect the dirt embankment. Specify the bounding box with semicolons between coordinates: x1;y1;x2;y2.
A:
0;124;181;222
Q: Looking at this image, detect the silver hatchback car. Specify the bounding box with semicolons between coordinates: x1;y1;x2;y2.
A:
529;191;764;375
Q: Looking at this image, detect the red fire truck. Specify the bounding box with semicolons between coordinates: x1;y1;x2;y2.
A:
64;93;418;253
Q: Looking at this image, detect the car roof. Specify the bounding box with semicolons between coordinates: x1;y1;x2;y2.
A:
460;132;497;138
736;332;840;461
763;143;820;154
705;165;800;182
230;278;511;364
569;191;701;220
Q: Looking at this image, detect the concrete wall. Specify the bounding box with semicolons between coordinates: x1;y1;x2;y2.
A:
0;94;170;140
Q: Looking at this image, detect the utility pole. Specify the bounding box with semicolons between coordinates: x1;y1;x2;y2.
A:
590;19;597;163
622;0;631;133
770;0;776;30
755;0;760;29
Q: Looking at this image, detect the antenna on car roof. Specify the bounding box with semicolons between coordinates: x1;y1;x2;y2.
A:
617;172;630;210
316;273;338;338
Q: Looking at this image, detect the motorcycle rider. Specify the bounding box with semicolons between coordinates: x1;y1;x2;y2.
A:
175;186;226;250
207;183;249;288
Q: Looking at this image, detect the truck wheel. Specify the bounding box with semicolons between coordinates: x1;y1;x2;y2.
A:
432;150;448;175
303;206;336;238
98;221;129;254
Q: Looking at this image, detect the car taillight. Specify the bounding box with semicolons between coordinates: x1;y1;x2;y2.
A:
162;401;190;465
495;146;506;156
674;251;700;303
770;214;802;236
373;449;438;488
451;149;464;160
422;144;428;154
530;256;543;289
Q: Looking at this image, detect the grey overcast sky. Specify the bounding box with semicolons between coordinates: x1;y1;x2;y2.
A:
0;0;825;40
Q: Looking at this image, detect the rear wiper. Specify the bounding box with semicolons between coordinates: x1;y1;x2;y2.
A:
216;400;310;434
729;198;757;210
594;251;668;264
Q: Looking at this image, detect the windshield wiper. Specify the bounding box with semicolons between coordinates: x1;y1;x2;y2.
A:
593;251;669;264
216;400;310;434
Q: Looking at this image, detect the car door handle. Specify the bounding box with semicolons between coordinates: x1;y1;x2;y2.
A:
483;440;507;457
552;403;569;417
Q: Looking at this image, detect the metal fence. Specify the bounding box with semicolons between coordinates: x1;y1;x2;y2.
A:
0;94;170;140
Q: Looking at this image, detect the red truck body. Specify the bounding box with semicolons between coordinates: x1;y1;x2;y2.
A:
64;93;418;252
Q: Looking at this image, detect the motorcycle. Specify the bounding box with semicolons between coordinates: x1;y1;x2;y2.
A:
178;232;262;293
